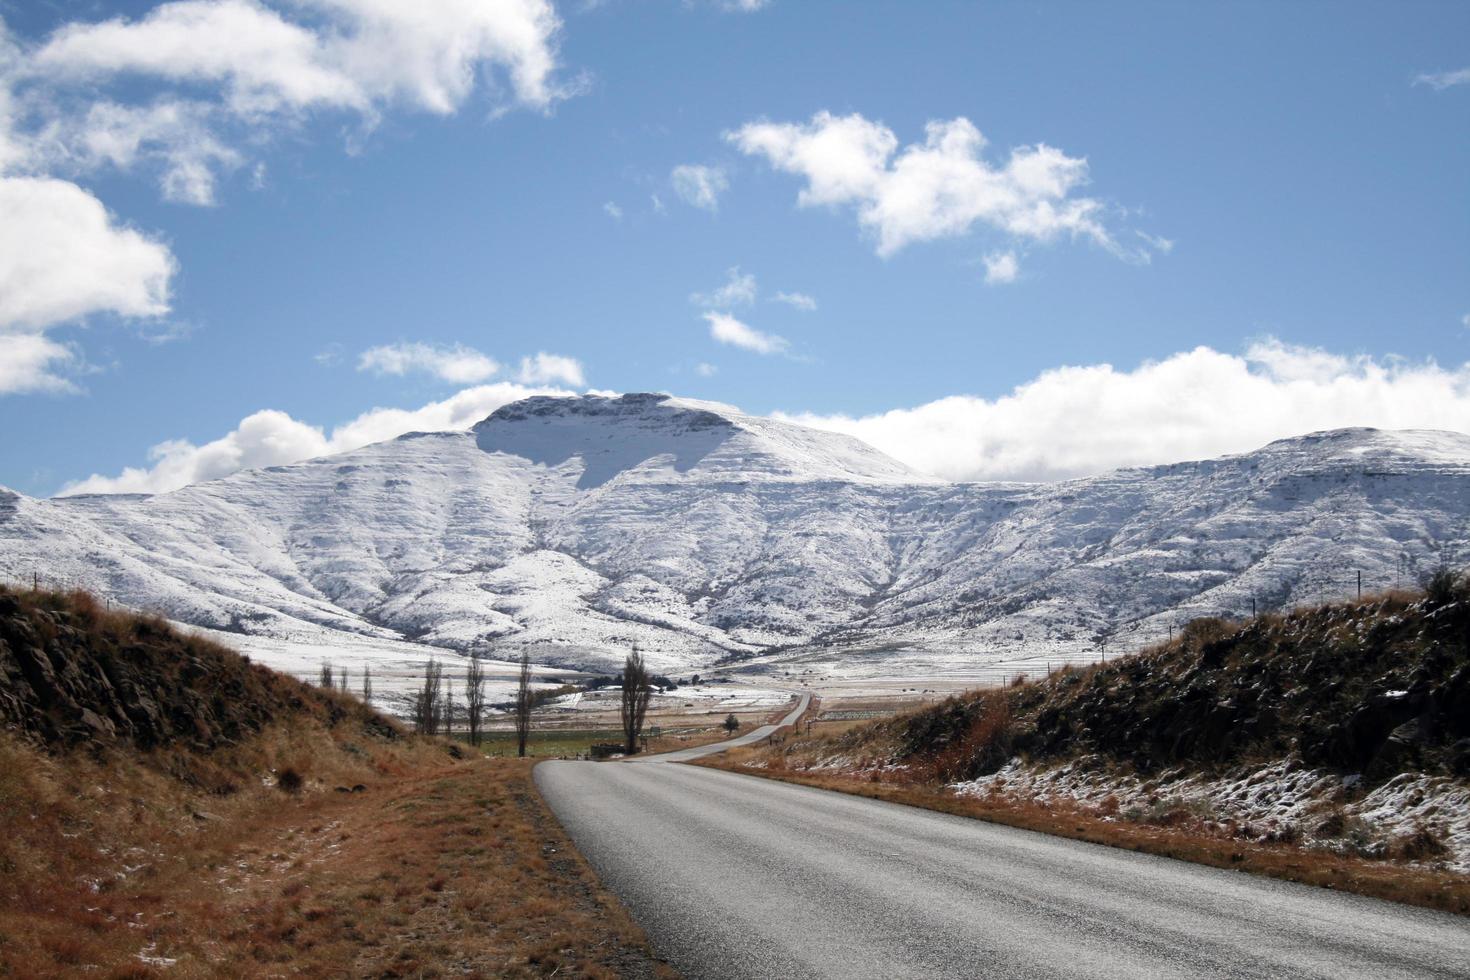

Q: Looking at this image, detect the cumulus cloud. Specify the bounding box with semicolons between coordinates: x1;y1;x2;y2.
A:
1415;67;1470;90
60;381;574;495
0;175;175;392
982;250;1019;284
772;291;816;311
30;0;567;116
0;176;174;331
0;333;79;395
10;1;570;201
0;1;574;396
357;342;500;384
775;340;1470;482
516;351;586;386
671;163;728;211
728;111;1162;261
704;311;787;355
691;267;757;307
602;200;622;219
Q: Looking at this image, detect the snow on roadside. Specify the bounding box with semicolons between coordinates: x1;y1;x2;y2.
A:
952;756;1470;873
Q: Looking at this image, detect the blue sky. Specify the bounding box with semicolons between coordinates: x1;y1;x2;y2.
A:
1;0;1467;495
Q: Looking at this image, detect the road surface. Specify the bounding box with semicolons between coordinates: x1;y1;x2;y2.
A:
629;692;812;763
535;709;1470;978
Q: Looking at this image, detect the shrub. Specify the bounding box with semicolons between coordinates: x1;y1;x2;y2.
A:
927;694;1013;784
277;768;304;793
1423;567;1466;607
1395;825;1449;861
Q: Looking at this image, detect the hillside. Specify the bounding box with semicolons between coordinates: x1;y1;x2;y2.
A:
0;587;666;977
2;394;1469;682
716;577;1470;911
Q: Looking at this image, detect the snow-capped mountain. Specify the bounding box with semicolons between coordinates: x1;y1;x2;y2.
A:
2;393;1467;675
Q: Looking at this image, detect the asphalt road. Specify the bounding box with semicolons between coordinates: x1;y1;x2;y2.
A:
536;730;1470;978
628;692;813;764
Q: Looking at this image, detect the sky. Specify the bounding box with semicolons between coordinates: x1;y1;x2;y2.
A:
0;0;1467;496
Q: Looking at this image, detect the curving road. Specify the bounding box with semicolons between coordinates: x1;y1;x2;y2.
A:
628;692;812;764
535;706;1470;979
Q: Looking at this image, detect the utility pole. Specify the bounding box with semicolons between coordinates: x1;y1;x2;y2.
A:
1251;596;1256;618
1356;570;1362;600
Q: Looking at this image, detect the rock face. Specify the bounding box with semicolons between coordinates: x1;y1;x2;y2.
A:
0;589;368;751
2;393;1469;675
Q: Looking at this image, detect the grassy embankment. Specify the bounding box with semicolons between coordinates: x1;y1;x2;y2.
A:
702;578;1470;915
0;587;671;978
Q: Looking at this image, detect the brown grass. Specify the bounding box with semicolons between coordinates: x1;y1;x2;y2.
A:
0;724;671;978
1;717;670;977
699;753;1470;917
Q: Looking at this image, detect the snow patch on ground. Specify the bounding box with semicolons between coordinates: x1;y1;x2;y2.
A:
953;756;1470;872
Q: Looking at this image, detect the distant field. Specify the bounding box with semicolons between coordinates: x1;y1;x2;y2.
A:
466;728;625;758
461;710;779;758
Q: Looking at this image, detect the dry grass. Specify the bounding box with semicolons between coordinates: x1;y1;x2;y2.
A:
699;752;1470;917
0;726;671;978
1;587;670;976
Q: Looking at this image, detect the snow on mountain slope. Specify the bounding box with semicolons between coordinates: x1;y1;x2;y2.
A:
3;395;1468;679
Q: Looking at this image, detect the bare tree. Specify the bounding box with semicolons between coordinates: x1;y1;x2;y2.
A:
413;658;444;734
465;657;486;746
514;652;533;757
442;678;455;736
318;660;334;688
620;648;652;755
362;665;373;707
338;668;350;694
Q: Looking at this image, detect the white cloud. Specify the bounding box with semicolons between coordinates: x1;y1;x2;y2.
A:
0;333;79;395
691;267;757;307
1415;67;1470;91
8;0;571;210
776;340;1470;482
982;250;1019;284
0;176;175;332
671;163;728;211
704;311;787;355
1461;313;1469;330
31;0;567;116
0;1;574;396
728;111;1160;261
516;351;586;387
772;291;816;311
37;99;243;205
357;342;500;384
602;200;622;219
695;361;717;377
716;0;769;10
60;381;573;495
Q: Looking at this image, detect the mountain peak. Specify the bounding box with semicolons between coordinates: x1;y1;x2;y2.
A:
473;392;932;488
478;392;736;431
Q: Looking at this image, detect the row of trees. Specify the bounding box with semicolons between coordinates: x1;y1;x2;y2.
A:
406;653;534;754
320;646;659;758
318;661;373;705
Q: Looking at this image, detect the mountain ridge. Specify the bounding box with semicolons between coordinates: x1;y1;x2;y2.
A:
3;394;1468;677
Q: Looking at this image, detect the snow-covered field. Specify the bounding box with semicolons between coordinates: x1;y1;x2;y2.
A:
3;393;1468;693
185;623;590;716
